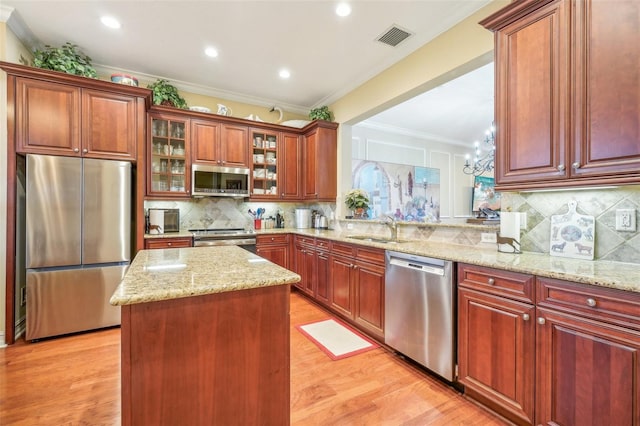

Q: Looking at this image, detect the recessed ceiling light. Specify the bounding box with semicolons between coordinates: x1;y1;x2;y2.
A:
100;16;121;29
279;69;291;79
336;3;351;17
205;47;218;58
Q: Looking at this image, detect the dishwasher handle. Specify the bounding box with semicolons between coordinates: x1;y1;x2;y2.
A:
389;257;445;276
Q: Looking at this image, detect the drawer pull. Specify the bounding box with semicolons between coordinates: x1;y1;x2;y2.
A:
522;314;530;321
167;242;172;246
586;298;597;307
487;278;495;285
537;317;546;325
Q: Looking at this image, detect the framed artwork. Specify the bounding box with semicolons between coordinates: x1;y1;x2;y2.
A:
472;176;500;213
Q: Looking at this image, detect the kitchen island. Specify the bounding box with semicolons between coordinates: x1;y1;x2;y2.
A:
110;246;300;426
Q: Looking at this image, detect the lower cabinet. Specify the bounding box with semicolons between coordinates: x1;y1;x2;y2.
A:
457;264;536;426
256;234;289;269
329;242;385;341
459;263;640;426
144;236;193;249
536;277;640;426
292;236;316;296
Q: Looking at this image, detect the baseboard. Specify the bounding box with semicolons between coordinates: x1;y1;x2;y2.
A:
0;331;7;349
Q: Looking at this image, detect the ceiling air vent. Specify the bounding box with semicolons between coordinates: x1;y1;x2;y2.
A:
376;25;413;47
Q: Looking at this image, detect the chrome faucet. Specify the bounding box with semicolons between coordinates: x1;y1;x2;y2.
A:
383;215;398;241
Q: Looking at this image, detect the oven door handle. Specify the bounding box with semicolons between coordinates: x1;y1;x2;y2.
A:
194;238;257;247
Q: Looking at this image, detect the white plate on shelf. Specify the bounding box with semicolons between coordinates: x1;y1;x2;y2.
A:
189;106;211;113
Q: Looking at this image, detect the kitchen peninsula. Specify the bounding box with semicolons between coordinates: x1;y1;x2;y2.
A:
110;246;300;426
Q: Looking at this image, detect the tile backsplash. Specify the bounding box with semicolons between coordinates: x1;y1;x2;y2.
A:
145;198;336;231
502;185;640;264
146;185;640;265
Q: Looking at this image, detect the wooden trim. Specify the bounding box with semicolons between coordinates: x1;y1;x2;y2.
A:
0;61;152;107
134;97;146;253
479;0;559;31
4;75;17;345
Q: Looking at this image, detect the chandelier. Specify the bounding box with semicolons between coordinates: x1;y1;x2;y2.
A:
463;124;495;176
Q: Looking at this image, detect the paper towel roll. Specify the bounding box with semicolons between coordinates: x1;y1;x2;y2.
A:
498;212;521;253
149;209;164;234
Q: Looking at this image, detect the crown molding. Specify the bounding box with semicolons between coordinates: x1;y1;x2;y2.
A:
356;120;470;148
1;6;39;52
94;63;310;116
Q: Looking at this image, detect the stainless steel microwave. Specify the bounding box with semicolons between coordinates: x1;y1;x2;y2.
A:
191;164;250;197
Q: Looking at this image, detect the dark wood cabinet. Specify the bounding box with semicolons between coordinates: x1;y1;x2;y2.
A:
191;120;248;168
482;0;640;190
535;308;640;426
279;132;302;200
15;77;81;155
144;237;193;249
315;239;331;306
457;264;536;426
149;113;189;196
459;262;640;425
256;234;289;269
190;118;220;165
82;89;139;160
220;123;249;168
302;121;338;201
292;236;316;296
329;253;355;318
14;76;143;161
352;250;385;339
536;277;640;426
329;242;384;340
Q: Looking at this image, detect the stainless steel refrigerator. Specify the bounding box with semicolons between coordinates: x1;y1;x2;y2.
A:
25;154;131;340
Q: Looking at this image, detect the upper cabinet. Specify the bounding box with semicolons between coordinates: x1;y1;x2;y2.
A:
4;62;150;162
148;112;189;196
481;0;640;190
191;120;249;168
250;129;302;200
303;121;338;201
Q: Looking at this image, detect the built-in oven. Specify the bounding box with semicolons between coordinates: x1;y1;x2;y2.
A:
190;228;256;253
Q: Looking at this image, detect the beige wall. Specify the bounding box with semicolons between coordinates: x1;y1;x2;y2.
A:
331;0;508;216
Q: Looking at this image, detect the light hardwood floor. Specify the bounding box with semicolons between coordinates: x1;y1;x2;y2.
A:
0;290;507;425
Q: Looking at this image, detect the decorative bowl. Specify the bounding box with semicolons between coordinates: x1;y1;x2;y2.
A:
110;73;139;86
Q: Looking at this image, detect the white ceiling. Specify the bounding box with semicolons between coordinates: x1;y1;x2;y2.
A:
2;0;494;144
360;62;494;147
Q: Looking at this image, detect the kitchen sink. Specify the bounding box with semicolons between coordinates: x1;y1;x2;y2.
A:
346;235;406;244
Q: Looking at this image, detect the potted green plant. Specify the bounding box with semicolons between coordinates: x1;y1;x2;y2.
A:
32;42;97;78
147;79;188;109
309;105;332;121
344;188;370;218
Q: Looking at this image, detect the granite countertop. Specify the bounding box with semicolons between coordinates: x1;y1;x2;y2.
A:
140;227;639;294
256;228;640;294
110;246;301;306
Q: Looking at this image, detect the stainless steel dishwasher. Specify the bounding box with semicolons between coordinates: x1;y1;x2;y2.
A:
385;250;455;381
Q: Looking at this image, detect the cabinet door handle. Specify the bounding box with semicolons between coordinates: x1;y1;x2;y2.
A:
537;317;546;325
487;278;495;285
82;148;88;153
557;164;565;171
586;298;597;307
522;314;530;321
271;237;275;241
74;148;80;153
572;162;581;169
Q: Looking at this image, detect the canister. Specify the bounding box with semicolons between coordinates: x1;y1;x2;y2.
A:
295;208;311;229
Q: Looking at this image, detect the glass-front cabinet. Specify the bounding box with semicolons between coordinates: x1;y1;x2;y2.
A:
251;129;278;199
149;114;189;196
